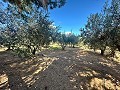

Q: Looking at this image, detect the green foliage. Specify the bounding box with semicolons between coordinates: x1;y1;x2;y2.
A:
57;33;67;50
14;47;31;58
0;3;60;56
67;34;79;47
81;0;120;56
0;5;20;50
2;0;66;11
56;32;79;50
49;44;61;50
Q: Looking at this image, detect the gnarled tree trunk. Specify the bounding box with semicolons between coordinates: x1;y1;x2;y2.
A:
100;49;105;55
32;47;36;55
100;46;106;55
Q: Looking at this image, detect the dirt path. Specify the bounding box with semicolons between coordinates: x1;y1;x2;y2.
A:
0;48;120;90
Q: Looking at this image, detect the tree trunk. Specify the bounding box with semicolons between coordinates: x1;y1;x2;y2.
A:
72;45;75;48
62;46;65;50
100;49;105;55
32;47;36;55
71;43;72;47
116;44;120;52
93;47;96;52
7;45;11;50
61;45;65;50
100;46;106;56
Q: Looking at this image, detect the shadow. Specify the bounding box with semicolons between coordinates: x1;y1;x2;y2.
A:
65;49;120;90
0;50;57;90
0;48;120;90
30;48;120;90
0;51;29;90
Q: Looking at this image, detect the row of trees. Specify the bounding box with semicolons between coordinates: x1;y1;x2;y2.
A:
81;0;120;56
0;3;58;57
58;33;79;50
0;2;79;57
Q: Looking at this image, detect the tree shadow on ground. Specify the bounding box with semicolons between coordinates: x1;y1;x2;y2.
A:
30;48;120;90
67;50;120;90
0;50;57;90
0;51;28;90
0;48;120;90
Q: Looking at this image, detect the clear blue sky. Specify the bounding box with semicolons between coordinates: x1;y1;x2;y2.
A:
49;0;107;34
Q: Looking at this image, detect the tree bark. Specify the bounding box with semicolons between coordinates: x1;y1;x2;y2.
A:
61;45;66;50
93;47;96;52
32;47;36;55
100;46;106;55
72;45;75;48
100;49;105;55
7;45;11;50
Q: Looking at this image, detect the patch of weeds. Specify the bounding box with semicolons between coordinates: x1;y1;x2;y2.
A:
49;46;61;50
13;48;32;58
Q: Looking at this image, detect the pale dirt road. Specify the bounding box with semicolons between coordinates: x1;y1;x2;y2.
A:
0;48;120;90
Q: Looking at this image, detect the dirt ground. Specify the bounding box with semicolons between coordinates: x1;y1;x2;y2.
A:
0;48;120;90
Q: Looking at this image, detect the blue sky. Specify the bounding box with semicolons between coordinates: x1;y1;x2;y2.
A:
49;0;107;34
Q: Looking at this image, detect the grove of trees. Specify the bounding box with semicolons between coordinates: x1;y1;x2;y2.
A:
0;0;79;57
1;0;119;58
81;0;120;56
58;33;79;50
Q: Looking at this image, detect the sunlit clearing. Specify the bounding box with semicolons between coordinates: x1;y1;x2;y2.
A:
0;74;9;88
79;70;99;77
77;51;88;57
90;78;120;90
0;47;7;52
22;57;58;86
